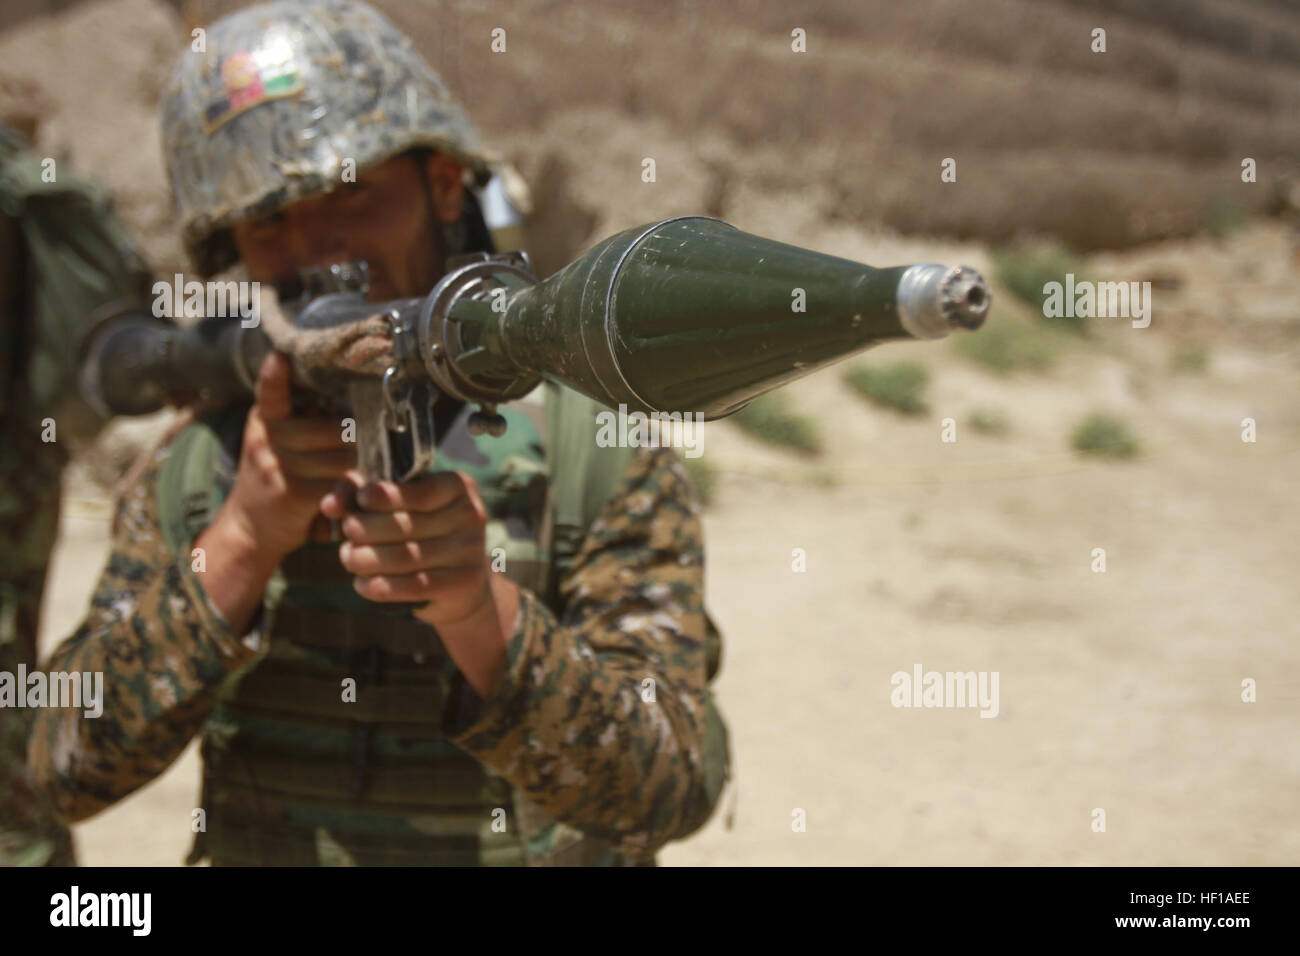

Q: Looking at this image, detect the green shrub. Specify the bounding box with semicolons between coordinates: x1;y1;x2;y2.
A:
732;392;823;453
682;455;717;506
968;406;1011;436
810;468;840;488
1071;413;1139;459
1206;194;1250;241
842;361;930;415
1170;342;1210;374
993;247;1089;334
951;314;1057;374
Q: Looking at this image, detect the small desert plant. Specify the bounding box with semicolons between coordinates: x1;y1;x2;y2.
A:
732;392;823;453
809;468;840;488
968;406;1011;436
1205;194;1250;241
1170;342;1210;374
1071;413;1139;459
951;314;1057;374
842;361;930;415
682;455;718;506
994;246;1090;334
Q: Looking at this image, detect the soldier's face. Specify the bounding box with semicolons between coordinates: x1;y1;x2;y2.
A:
231;152;465;301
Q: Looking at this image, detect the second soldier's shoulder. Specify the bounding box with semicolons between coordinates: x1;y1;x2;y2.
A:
110;407;243;546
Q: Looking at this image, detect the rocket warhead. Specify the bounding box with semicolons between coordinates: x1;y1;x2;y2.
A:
896;263;991;339
426;216;994;419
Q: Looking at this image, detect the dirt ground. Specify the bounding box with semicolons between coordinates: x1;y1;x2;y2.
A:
39;218;1300;866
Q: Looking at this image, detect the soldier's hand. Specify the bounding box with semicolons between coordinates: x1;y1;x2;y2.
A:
223;351;355;563
321;470;520;696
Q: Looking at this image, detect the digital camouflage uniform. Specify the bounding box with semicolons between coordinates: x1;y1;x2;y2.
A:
29;385;726;864
0;123;153;865
27;0;728;865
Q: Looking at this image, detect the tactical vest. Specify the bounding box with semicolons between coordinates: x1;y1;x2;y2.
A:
161;383;726;866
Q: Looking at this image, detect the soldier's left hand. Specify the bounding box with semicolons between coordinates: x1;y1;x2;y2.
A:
320;470;520;695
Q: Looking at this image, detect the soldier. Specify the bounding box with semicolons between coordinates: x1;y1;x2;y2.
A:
29;0;728;865
0;84;154;864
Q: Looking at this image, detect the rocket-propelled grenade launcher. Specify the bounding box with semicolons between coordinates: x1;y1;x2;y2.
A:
83;216;990;479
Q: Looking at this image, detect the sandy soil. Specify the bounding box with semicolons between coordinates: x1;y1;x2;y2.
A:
38;220;1300;866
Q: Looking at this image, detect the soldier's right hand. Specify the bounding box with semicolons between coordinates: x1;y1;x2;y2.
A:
218;351;354;564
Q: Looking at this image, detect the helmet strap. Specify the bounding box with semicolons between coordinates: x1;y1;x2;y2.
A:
413;152;466;271
441;215;467;261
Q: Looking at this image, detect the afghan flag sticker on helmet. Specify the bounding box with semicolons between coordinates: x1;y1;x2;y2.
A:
202;35;304;134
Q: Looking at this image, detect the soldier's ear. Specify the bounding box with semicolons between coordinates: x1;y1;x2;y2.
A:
423;152;466;224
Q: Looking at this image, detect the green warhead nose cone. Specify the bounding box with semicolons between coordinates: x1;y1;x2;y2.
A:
471;217;989;418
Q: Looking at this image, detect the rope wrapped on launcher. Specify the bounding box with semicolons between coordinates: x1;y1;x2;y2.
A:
252;287;442;481
254;286;398;393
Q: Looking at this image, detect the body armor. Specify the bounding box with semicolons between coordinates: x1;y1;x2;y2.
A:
161;385;647;865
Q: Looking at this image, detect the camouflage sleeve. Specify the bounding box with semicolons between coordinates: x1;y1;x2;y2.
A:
27;451;261;822
444;446;716;859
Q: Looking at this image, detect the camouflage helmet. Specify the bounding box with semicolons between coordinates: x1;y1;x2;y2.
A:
161;0;495;277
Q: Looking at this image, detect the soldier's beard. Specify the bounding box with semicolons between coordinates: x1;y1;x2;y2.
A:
402;155;459;295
